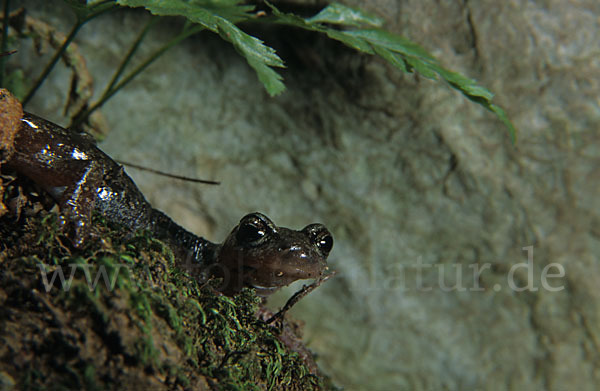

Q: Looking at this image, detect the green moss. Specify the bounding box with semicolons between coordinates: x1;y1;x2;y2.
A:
0;206;334;390
83;364;99;391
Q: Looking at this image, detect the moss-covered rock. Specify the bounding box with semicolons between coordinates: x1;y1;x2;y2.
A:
0;177;334;390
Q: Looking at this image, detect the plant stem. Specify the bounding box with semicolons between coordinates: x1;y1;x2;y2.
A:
22;21;81;106
71;24;204;128
0;0;10;87
22;4;116;107
102;15;159;97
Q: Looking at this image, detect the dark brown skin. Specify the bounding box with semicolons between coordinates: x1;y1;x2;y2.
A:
4;111;333;296
217;213;332;296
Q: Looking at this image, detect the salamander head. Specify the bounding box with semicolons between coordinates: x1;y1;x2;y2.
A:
215;212;333;296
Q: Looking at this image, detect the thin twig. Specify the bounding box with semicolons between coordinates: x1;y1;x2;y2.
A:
22;4;116;106
117;159;220;185
22;21;82;106
72;24;204;127
0;0;12;86
101;15;159;97
266;271;336;324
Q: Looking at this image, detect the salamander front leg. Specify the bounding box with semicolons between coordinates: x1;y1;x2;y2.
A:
54;161;102;247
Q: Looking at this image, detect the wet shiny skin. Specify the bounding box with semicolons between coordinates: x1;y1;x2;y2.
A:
6;113;333;295
217;213;332;296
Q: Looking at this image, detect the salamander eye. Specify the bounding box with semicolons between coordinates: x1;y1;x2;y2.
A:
302;224;334;257
316;233;333;255
236;222;265;245
235;213;275;246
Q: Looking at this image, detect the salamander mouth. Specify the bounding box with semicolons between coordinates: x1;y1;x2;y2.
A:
242;260;322;291
249;284;279;295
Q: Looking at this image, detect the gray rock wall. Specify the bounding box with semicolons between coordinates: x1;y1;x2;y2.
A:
18;0;600;389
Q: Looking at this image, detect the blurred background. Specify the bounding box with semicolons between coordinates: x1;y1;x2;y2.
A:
12;0;600;389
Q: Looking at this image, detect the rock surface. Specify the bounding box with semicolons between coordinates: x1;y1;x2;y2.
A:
15;0;600;389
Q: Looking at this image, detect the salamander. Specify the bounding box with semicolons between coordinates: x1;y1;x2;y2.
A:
1;94;333;296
